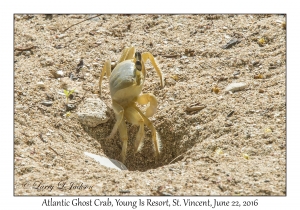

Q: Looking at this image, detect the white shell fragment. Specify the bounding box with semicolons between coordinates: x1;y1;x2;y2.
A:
77;98;109;127
57;34;67;39
225;82;247;93
41;101;53;106
36;81;45;88
56;70;64;77
84;152;127;171
50;69;64;78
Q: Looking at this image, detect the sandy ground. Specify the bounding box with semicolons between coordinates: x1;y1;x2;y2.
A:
14;14;286;195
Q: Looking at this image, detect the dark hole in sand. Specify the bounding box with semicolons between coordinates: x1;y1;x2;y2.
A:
82;115;197;172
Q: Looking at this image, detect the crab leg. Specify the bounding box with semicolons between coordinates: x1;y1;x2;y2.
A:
118;46;136;63
107;100;124;140
137;93;158;117
118;119;128;163
124;106;145;154
134;106;161;161
141;52;165;88
99;60;111;96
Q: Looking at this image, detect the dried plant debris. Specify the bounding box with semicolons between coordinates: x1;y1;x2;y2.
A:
184;49;195;56
76;59;84;72
226;110;235;118
186;103;206;112
15;45;36;51
221;38;241;49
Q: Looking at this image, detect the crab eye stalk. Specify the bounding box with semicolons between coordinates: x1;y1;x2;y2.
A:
135;61;142;71
135;52;142;61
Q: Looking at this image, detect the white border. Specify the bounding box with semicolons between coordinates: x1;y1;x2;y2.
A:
3;0;297;209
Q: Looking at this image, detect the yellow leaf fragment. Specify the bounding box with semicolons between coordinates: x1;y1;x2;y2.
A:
171;75;179;81
212;86;220;94
264;128;272;133
243;153;249;160
254;74;264;79
66;112;71;117
258;37;266;46
216;148;224;155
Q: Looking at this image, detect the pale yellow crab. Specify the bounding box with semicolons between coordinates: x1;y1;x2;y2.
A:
99;46;164;163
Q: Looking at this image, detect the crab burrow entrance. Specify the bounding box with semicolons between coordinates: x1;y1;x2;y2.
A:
82;99;204;171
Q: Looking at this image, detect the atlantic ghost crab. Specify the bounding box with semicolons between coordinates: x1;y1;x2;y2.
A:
99;46;164;163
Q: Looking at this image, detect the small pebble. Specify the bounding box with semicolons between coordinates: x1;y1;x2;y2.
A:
45;58;54;66
253;172;262;177
21;106;29;113
77;98;109;127
225;82;247;93
233;71;240;76
15;105;24;110
221;38;240;49
252;60;259;66
51;70;64;78
225;121;233;127
15;15;21;21
24;51;31;56
41;101;53;107
36;82;45;88
66;104;76;111
166;78;176;86
56;70;64;78
57;34;67;39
